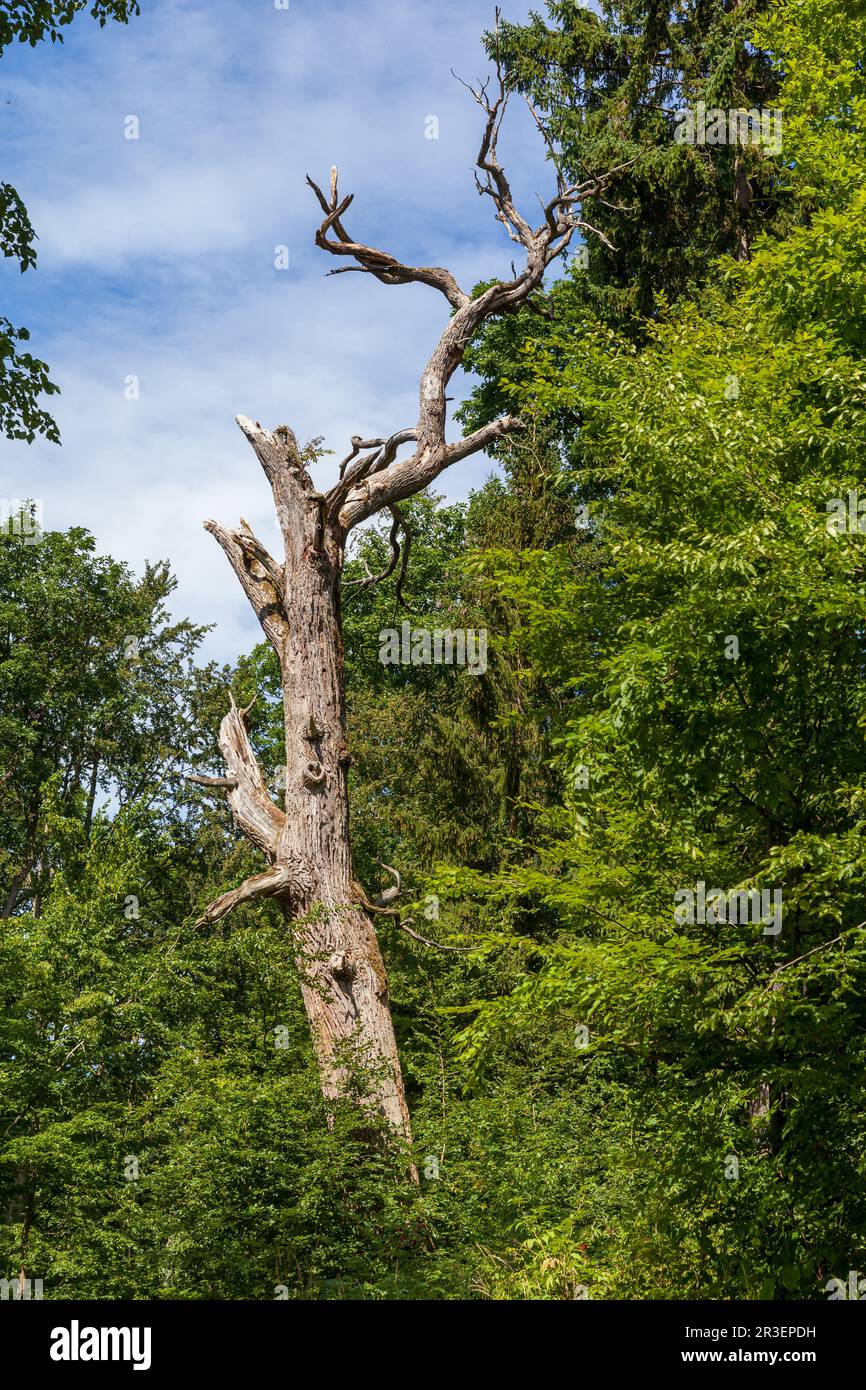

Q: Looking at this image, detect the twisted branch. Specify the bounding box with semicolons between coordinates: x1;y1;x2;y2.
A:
344;506;412;601
309;16;624;536
195;862;296;927
306;167;469;312
187;692;285;860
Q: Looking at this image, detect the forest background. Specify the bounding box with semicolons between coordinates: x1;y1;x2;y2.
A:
2;0;866;1300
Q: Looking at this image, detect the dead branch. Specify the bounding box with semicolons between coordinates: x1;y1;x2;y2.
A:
234;416;323;567
306;168;469;312
188;692;285;860
372;859;402;908
196;862;296;927
309;20;624;536
396;919;477;953
203;518;289;653
344;506;411;600
327;427;417;520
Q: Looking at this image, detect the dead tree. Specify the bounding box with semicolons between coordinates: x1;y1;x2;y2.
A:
190;50;623;1151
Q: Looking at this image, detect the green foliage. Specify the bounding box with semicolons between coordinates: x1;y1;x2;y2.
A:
0;1;139;56
486;0;794;325
4;0;866;1302
0;320;59;441
0;521;206;916
451;0;866;1297
1;183;36;270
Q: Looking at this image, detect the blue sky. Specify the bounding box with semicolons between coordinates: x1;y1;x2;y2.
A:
0;0;560;663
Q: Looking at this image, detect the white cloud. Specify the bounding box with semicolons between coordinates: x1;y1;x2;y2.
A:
1;0;551;664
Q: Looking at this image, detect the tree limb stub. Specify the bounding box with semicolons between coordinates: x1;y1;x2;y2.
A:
203;518;289;653
195;861;297;927
372;859;402;908
186;774;238;791
233;415;322;566
190;692;285;862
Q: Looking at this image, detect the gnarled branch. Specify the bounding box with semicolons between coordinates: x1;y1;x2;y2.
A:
344;506;411;601
306;167;469;312
189;692;285;861
203;518;289;653
195;861;296;927
327;427;417;519
311;18;623;536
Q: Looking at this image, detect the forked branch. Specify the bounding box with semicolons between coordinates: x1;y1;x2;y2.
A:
309;21;624;537
306;167;469;312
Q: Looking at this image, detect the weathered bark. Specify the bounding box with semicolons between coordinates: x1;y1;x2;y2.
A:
194;420;412;1144
191;40;624;1151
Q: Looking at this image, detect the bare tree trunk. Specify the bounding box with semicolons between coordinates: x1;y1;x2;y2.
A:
192;424;413;1146
277;506;411;1140
189;25;623;1150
